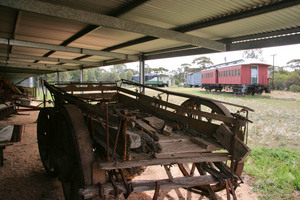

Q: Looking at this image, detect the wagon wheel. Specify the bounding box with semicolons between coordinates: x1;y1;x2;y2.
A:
55;105;93;200
178;98;232;124
178;162;226;197
37;107;58;177
177;98;233;197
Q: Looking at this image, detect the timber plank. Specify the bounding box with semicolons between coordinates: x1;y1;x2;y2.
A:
143;116;165;130
214;124;250;162
190;137;218;150
98;153;229;169
135;119;159;141
158;139;215;155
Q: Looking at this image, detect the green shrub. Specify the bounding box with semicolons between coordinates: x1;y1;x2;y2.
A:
290;84;300;92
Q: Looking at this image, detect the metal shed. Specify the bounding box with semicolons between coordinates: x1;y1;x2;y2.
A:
0;0;299;82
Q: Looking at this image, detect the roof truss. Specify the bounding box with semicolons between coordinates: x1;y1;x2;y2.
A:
0;38;139;61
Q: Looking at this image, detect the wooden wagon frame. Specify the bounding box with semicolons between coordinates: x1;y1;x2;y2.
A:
37;80;252;200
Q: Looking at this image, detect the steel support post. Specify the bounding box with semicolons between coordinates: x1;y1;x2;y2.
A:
56;71;60;84
80;67;84;94
139;53;145;94
80;68;83;83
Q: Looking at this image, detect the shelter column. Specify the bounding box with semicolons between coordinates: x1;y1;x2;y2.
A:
56;71;59;84
80;67;83;83
139;53;145;94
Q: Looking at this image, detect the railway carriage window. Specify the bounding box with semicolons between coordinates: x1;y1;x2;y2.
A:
226;71;228;77
212;73;213;77
235;69;237;76
229;70;231;76
238;69;240;76
232;70;234;76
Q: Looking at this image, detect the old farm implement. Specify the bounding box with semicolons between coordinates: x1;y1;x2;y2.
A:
37;80;252;200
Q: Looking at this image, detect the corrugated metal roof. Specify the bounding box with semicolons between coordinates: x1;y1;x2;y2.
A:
0;0;299;78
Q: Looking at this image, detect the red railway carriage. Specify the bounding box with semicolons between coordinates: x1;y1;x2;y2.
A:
202;62;271;94
201;69;218;84
202;69;222;91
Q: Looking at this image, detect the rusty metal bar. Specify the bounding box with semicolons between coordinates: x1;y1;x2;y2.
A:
106;103;110;161
122;119;128;160
112;119;123;160
121;79;254;111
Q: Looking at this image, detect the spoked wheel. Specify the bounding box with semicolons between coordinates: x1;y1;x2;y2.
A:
55;105;93;200
178;98;232;123
37;107;58;177
178;162;226;197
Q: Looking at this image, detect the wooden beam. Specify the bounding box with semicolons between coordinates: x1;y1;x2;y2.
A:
98;153;229;169
214;124;250;162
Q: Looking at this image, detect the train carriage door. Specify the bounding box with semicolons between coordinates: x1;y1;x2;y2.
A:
251;65;258;84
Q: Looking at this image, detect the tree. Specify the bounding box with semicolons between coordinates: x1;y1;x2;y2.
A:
59;71;71;82
242;49;264;61
46;73;57;83
192;57;213;70
144;64;152;74
181;63;191;73
126;70;134;80
87;69;96;82
112;64;126;75
174;67;185;83
287;59;300;71
152;67;169;74
69;70;80;82
286;71;300;90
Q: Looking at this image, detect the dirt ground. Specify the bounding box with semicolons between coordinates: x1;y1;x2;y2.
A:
0;110;258;200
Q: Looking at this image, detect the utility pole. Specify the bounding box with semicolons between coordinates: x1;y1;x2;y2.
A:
271;54;276;89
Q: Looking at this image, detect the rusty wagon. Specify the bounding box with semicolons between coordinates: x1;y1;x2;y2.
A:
37;80;252;200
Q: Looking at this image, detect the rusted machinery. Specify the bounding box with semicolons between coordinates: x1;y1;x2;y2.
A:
37;80;252;200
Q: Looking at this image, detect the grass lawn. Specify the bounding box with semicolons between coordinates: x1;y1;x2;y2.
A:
144;86;300;199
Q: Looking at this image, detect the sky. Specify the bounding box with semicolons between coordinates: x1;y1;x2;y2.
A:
124;43;300;72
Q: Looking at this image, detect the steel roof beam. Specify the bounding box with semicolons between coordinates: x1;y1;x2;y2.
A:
60;0;149;62
0;66;56;74
35;25;99;63
35;0;149;63
0;60;80;70
0;0;225;51
0;38;139;61
226;33;300;51
145;29;300;60
0;53;103;66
